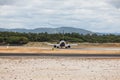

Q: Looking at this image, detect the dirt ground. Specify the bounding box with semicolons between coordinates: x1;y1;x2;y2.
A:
0;43;120;80
0;42;120;54
0;46;120;54
24;42;120;48
0;57;120;80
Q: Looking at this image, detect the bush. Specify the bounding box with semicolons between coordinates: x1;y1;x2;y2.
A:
7;36;29;44
0;37;4;43
64;36;83;42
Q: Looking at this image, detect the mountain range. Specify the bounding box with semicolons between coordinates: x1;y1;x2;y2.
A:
0;27;94;35
0;27;119;35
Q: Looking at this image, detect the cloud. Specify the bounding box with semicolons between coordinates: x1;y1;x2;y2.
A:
0;0;16;5
0;0;120;33
108;0;120;8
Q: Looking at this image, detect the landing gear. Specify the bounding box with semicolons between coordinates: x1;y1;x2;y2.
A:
54;45;56;48
54;45;59;48
65;47;68;49
65;46;71;49
53;45;71;49
68;46;71;48
57;46;59;48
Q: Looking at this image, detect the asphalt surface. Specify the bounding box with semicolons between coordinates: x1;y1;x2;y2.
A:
0;53;120;58
1;47;120;58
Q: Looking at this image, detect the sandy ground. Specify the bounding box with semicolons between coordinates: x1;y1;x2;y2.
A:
0;43;120;80
1;42;120;54
0;57;120;80
0;46;120;54
24;42;120;48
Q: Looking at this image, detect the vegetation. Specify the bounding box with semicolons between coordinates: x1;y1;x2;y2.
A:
6;36;29;44
0;32;120;44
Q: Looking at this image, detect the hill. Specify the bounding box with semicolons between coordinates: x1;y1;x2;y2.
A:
0;27;93;34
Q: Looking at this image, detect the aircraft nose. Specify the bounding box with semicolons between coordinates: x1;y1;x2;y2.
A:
60;42;65;47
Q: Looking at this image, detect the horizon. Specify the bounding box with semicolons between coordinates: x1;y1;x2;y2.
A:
1;27;120;34
0;0;120;33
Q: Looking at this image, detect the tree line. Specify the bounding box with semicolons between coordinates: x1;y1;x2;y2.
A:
0;32;120;44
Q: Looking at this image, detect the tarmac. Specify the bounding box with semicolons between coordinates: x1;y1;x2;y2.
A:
0;46;120;57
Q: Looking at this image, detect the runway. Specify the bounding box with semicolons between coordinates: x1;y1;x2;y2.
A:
0;46;120;58
0;53;120;59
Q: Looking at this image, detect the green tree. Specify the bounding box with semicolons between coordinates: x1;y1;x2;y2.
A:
0;37;4;43
7;36;29;44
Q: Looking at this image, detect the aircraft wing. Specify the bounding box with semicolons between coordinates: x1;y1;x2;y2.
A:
46;43;59;46
46;43;55;46
69;44;78;46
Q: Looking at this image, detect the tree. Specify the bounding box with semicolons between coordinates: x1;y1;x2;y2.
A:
7;36;29;44
0;37;4;43
19;37;29;44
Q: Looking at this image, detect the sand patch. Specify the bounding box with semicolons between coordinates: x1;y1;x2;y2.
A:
0;57;120;80
0;46;120;54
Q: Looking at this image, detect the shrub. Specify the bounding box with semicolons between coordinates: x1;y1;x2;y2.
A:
7;36;29;44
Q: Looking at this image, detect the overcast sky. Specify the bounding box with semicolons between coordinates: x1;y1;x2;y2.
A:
0;0;120;33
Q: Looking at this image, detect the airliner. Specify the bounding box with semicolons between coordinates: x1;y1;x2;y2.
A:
48;40;77;48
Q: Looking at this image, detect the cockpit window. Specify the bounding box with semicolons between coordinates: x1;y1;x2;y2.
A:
60;42;65;47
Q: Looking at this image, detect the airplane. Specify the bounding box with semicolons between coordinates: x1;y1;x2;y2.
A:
48;40;77;48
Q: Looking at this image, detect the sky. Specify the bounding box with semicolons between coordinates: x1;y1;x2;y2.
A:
0;0;120;33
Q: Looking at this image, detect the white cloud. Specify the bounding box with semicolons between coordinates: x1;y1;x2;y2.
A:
0;0;120;33
108;0;120;8
0;0;16;5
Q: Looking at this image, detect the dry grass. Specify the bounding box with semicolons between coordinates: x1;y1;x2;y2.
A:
0;42;120;54
23;42;50;47
75;43;120;48
24;42;120;48
0;46;120;54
